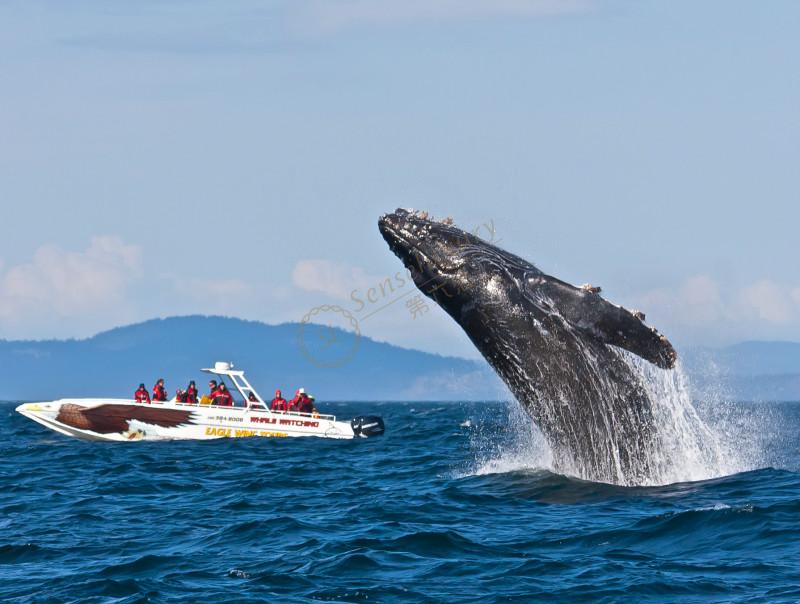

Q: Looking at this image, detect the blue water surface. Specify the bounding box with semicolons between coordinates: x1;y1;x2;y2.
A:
1;400;799;603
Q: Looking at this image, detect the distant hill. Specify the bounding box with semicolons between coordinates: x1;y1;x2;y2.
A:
0;316;504;401
682;341;800;401
3;316;799;402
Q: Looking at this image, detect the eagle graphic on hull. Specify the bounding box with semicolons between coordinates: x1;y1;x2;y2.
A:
56;404;195;435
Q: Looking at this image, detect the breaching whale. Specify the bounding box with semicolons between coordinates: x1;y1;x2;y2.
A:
379;208;678;485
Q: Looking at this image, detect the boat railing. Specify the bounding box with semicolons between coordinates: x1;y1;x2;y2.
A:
167;400;336;421
266;409;337;422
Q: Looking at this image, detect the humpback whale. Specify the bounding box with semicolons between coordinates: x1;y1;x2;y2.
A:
379;208;678;485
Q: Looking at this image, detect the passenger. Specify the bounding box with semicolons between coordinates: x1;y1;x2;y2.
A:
271;389;287;412
152;378;168;402
214;383;234;407
135;383;151;404
298;393;317;415
186;381;198;404
288;388;305;412
175;388;188;403
209;383;221;403
200;379;217;405
247;392;265;409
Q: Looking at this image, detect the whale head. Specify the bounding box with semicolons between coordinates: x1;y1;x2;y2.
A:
379;208;521;316
378;208;676;370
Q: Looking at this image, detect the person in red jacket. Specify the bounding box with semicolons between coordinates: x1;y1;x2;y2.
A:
297;393;317;415
209;383;221;404
271;389;287;411
135;383;151;404
152;379;167;402
186;381;198;404
288;388;305;412
214;383;234;407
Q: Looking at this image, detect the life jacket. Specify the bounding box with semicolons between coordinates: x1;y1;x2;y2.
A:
152;384;167;402
176;389;187;403
287;396;301;411
186;386;198;404
271;397;287;411
298;396;314;414
214;389;233;407
135;388;150;403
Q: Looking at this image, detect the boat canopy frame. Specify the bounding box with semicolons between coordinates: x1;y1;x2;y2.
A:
199;362;335;421
201;362;264;407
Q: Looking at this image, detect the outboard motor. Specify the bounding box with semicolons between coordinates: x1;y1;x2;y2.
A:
351;415;385;438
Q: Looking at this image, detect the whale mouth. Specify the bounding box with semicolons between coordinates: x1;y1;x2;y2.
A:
378;209;427;257
378;209;462;276
377;211;412;259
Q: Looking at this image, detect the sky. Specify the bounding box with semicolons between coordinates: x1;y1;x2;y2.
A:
0;0;798;358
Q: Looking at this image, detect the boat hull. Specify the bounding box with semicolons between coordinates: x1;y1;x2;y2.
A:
16;399;357;442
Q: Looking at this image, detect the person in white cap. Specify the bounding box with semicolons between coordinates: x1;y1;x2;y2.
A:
288;388;305;412
298;392;317;415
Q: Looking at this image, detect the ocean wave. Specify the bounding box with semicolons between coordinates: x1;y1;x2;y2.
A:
2;400;799;603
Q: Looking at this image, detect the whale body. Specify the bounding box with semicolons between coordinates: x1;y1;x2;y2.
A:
379;209;677;485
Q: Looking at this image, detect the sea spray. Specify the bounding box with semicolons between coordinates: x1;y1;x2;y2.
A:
465;354;764;486
463;399;552;477
625;356;735;485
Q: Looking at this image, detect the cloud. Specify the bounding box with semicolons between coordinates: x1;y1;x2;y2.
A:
0;237;142;335
635;275;800;345
677;275;726;323
637;275;724;326
299;0;593;32
291;259;377;300
737;280;795;324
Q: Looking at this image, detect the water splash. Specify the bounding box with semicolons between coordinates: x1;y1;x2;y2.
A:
625;356;737;485
461;398;553;478
465;355;767;486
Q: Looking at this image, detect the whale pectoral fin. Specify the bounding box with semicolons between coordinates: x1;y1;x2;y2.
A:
539;279;677;369
591;302;677;369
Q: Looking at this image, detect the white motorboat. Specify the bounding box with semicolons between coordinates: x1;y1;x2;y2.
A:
15;362;385;442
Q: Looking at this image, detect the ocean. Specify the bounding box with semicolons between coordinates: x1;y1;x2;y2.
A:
1;399;799;603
